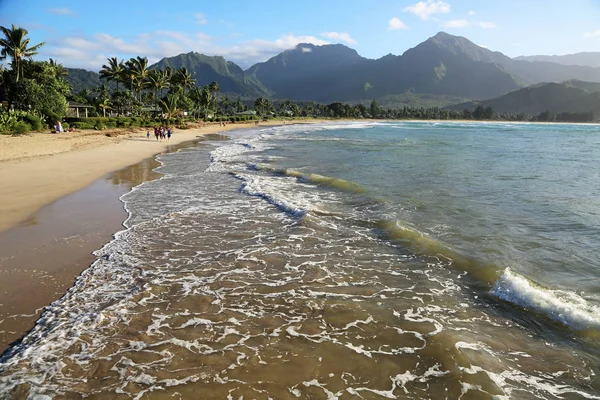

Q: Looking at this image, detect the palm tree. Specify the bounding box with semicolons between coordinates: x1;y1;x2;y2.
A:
147;69;170;109
159;94;180;124
173;67;195;95
188;86;203;118
125;56;150;101
0;24;46;82
48;58;68;79
97;98;111;117
99;57;125;91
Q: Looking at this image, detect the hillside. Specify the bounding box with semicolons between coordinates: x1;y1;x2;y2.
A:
514;52;600;68
63;32;600;106
65;68;112;93
151;52;270;98
445;81;600;117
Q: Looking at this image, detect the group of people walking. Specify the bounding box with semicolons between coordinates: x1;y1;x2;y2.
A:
148;126;172;141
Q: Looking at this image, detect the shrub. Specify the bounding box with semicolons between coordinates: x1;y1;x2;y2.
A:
12;121;32;135
23;114;43;131
72;122;94;129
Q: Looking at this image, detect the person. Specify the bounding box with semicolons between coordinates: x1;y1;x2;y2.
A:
55;120;63;133
147;130;150;140
167;128;172;141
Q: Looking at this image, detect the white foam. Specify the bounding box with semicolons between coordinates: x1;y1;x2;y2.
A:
491;268;600;330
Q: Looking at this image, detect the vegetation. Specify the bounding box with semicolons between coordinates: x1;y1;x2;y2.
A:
1;24;597;136
0;25;67;134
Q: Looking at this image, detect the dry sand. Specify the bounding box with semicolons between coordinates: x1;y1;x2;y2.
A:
0;121;285;234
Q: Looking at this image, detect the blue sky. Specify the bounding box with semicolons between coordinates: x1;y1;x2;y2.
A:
1;0;599;71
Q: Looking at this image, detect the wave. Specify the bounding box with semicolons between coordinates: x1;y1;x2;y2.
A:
378;219;600;332
250;164;366;194
492;268;600;331
237;173;309;217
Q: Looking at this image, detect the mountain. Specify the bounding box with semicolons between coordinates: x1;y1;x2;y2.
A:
248;33;524;102
247;32;600;103
63;32;600;106
445;81;600;116
151;52;270;98
65;68;109;93
514;52;600;68
246;43;368;101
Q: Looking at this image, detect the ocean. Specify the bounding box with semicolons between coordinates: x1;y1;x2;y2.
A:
1;121;599;399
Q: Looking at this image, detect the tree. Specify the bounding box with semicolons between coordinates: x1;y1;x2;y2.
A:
0;24;45;82
125;56;150;100
173;67;195;95
147;68;170;109
370;99;380;118
99;57;125;92
97;97;111;117
159;94;180;124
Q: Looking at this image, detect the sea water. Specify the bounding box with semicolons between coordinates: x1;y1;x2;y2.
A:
1;121;599;399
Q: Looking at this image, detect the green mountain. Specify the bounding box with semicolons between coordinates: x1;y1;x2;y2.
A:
446;81;600;117
65;68;109;93
63;32;600;106
246;43;368;101
151;52;270;98
514;52;600;68
247;33;524;102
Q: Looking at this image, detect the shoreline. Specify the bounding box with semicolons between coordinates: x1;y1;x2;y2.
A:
0;120;295;235
0;119;318;354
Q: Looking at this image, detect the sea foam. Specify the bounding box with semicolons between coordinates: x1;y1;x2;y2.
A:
491;268;600;330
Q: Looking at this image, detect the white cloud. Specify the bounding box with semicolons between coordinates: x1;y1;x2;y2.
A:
404;1;451;20
388;17;408;30
320;31;357;45
301;47;312;53
584;30;600;37
479;21;496;29
443;19;468;28
43;31;332;70
47;8;74;15
194;13;207;25
468;10;476;15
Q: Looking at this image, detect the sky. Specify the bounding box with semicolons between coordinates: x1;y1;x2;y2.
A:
0;0;599;71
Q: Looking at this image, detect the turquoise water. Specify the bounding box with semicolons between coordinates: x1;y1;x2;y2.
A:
1;121;599;399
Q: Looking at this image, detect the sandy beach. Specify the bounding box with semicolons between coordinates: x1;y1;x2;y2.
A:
0;122;288;234
0;120;301;354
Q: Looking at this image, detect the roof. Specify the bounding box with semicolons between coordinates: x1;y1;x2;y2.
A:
67;102;94;108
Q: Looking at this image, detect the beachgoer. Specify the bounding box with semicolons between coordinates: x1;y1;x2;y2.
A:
55;120;63;133
147;130;150;140
167;129;171;141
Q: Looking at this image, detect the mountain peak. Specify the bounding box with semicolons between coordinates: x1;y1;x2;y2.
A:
419;31;508;64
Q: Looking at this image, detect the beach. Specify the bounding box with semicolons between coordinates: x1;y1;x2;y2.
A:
1;120;599;397
0;121;289;354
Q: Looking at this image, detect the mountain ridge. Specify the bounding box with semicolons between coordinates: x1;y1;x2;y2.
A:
64;31;600;107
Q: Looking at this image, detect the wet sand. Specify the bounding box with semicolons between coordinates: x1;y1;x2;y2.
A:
0;157;162;354
0;130;229;354
0;121;327;355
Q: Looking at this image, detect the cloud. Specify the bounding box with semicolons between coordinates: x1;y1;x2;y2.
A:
42;31;331;70
468;10;476;15
479;21;496;29
214;34;330;68
584;30;600;37
404;1;451;20
443;19;468;28
194;13;207;25
388;17;408;30
301;47;312;53
219;19;234;29
47;8;74;15
320;31;357;45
